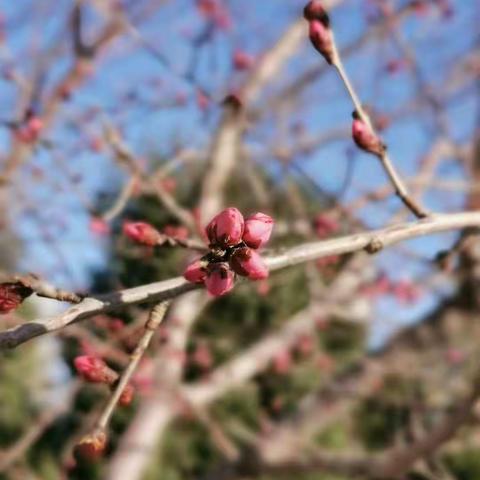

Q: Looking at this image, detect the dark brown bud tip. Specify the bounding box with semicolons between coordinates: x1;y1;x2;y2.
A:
303;1;330;27
222;93;243;111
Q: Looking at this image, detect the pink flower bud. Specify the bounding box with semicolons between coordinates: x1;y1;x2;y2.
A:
118;384;135;406
256;280;270;296
392;280;420;304
90;217;110;236
123;221;162;246
272;351;292;375
445;348;464;365
184;259;208;284
308;19;335;64
197;0;231;29
243;212;274;249
205;263;235;296
230;247;269;280
206;207;244;248
14;116;44;143
74;429;107;461
27;116;43;136
233;50;254;70
191;343;213;370
0;282;33;314
313;214;338;238
74;355;117;384
304;3;334;65
351;111;386;156
108;318;125;332
410;0;430;16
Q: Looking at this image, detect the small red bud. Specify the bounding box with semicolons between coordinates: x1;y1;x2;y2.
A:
205;207;244;248
90;217;110;236
123;221;162;246
351;111;386;156
307;19;335;64
184;258;208;284
230;247;269;280
304;2;334;64
205;263;235;297
74;429;107;461
118;384;135;406
313;214;338;238
242;212;274;249
74;356;117;384
272;351;292;375
0;282;33;314
233;50;254;70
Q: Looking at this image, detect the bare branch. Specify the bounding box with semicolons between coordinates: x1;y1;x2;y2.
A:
1;211;479;350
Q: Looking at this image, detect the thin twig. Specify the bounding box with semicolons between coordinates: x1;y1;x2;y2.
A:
96;300;171;431
332;41;428;219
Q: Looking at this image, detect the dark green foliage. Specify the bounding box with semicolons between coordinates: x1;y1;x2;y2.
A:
354;375;422;451
444;449;480;480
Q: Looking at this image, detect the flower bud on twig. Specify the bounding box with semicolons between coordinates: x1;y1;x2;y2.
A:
74;429;107;461
205;263;235;296
243;212;274;249
0;282;33;314
123;221;163;246
351;110;386;156
230;247;269;280
304;1;335;64
74;355;117;384
206;207;244;248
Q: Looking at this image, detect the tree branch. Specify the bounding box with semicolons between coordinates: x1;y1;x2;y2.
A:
1;211;479;350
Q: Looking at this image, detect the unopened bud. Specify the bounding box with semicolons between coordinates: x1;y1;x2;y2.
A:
0;282;33;314
74;355;117;384
123;221;163;246
205;208;244;248
74;429;107;461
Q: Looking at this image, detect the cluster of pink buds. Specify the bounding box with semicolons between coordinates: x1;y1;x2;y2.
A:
303;1;335;65
359;275;421;304
351;110;386;157
74;355;134;407
0;282;33;314
184;208;274;297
